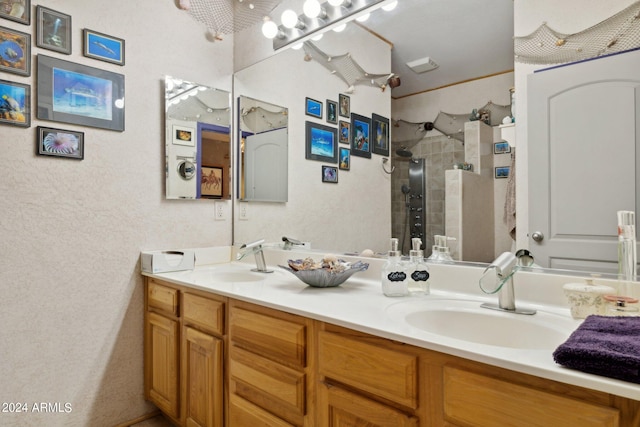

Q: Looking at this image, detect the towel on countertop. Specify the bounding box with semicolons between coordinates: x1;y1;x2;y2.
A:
553;315;640;384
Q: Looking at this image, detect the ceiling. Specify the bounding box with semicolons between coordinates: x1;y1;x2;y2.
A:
361;0;515;98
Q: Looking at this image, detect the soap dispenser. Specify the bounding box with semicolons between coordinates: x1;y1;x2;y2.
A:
408;238;430;295
381;238;409;297
427;235;455;263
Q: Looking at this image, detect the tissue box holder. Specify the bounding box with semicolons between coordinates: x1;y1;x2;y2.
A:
141;250;195;273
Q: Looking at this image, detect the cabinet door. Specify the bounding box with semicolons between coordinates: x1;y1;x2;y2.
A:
318;382;418;427
183;326;224;427
146;312;180;419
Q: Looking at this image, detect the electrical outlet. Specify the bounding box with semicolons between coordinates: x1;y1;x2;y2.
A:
214;202;226;221
239;204;249;220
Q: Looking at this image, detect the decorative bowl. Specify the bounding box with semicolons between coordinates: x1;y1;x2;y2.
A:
279;258;369;288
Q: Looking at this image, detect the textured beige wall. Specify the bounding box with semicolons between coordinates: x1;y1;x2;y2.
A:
0;1;233;426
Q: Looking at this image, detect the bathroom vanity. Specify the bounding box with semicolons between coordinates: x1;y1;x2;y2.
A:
142;248;640;426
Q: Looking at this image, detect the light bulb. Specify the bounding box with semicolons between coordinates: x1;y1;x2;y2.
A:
327;0;343;6
311;33;323;41
261;18;278;39
356;12;370;22
382;0;398;11
281;9;298;29
303;0;321;18
332;23;347;32
292;43;304;50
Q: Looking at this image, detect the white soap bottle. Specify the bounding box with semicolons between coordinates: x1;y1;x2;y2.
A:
381;238;409;297
408;238;430;295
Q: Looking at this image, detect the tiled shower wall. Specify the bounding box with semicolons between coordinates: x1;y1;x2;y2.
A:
391;134;465;255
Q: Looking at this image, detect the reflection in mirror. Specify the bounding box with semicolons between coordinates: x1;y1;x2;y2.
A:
165;76;231;200
237;96;288;202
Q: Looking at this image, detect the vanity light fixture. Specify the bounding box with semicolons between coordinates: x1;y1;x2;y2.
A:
263;0;399;52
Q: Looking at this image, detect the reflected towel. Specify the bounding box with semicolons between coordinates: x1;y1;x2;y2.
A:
553;315;640;383
503;151;516;240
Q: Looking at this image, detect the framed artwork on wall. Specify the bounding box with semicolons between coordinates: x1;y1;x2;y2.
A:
0;79;30;127
0;0;30;24
350;113;371;158
36;6;72;55
495;166;510;179
83;29;125;66
201;166;223;198
172;125;195;146
339;93;350;118
322;165;338;183
37;55;125;131
326;99;337;124
494;141;511;154
36;126;84;160
371;113;389;156
305;121;338;163
0;26;30;76
305;97;322;118
339;147;350;170
339;120;350;144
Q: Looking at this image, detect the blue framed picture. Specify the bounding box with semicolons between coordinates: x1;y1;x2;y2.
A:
371;113;389;156
350;112;371;158
494;141;511;154
83;29;125;66
0;26;30;76
305;121;337;163
339;147;350;170
0;79;30;127
339;120;350;144
305;97;322;119
495;166;510;179
322;165;338;183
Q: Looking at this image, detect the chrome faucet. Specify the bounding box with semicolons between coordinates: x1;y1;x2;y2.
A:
479;251;536;315
237;239;273;273
282;236;304;250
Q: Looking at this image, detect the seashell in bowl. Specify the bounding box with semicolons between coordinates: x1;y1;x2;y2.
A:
279;258;369;288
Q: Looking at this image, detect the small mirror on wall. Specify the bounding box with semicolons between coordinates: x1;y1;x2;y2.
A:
165;76;231;200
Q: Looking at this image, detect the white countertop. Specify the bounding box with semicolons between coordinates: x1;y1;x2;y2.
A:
142;246;640;401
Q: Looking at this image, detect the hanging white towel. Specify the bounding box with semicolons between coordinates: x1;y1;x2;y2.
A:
503;151;516;240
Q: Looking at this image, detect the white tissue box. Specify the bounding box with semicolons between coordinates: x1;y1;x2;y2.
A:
141;250;195;273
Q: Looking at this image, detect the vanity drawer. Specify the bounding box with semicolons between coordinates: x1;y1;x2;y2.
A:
147;280;179;316
318;330;418;409
183;292;225;336
229;302;307;369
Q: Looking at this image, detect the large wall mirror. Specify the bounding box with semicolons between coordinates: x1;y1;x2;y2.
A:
237;95;288;202
165;76;231;200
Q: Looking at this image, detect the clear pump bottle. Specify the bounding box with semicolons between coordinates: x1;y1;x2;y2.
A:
381;238;409;297
408;238;430;295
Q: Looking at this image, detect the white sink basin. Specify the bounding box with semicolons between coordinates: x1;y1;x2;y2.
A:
173;264;278;283
385;299;579;350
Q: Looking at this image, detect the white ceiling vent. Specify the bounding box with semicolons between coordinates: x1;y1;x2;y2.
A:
406;56;439;74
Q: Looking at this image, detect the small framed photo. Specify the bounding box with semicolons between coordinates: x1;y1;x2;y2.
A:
0;26;30;76
305;97;322;119
173;125;195;146
495;166;510;179
350;112;371;158
0;0;30;25
201;165;223;198
339;147;350;171
36;6;71;54
326;99;337;124
339;120;350;144
322;165;338;183
494;141;511;154
83;29;125;66
37;126;84;160
339;94;350;118
0;79;29;127
371;113;389;156
305;121;338;163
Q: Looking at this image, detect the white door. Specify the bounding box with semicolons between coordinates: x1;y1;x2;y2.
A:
528;50;640;273
245;127;288;202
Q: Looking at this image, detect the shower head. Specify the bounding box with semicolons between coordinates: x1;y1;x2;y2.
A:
396;146;413;158
401;184;411;195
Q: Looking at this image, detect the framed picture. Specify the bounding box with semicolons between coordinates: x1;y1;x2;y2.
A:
322;165;338;183
339;120;350;144
339;147;350;171
494;141;511;154
495;166;510;179
326;99;337;124
371;113;389;156
172;125;195;146
36;6;71;54
0;79;29;127
305;97;322;119
201;165;223;198
350;112;371;158
338;93;350;118
0;26;30;76
305;121;338;163
37;126;84;160
0;0;30;25
37;55;125;131
83;29;125;66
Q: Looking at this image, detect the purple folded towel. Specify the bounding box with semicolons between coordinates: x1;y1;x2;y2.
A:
553;315;640;383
